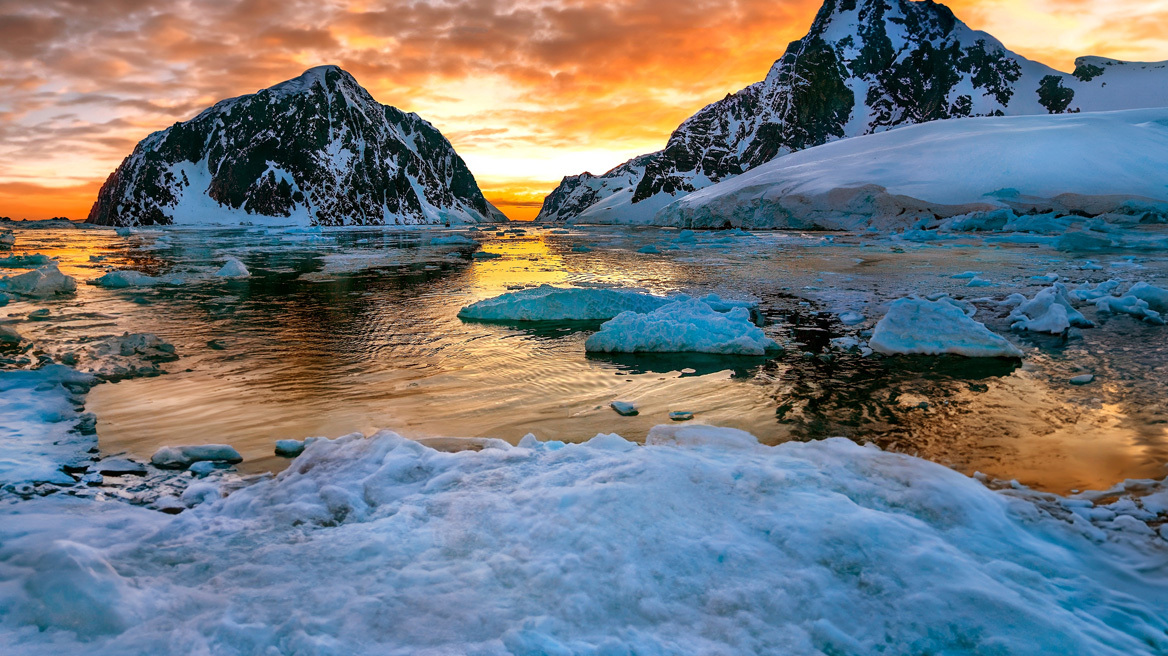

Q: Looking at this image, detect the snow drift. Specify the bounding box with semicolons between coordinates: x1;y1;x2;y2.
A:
1;429;1166;655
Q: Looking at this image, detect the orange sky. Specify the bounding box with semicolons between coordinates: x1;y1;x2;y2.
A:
0;0;1166;221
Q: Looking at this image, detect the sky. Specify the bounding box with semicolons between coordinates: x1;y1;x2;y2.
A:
0;0;1166;222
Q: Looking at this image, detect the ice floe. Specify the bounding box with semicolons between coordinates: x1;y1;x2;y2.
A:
214;257;250;278
0;366;97;485
149;445;244;469
0;264;77;298
91;270;185;288
585;298;777;355
870;297;1022;358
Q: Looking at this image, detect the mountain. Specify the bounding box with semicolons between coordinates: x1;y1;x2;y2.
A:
658;107;1168;231
537;0;1168;224
87;66;507;227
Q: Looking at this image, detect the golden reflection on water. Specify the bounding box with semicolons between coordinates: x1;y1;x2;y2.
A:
5;225;1168;493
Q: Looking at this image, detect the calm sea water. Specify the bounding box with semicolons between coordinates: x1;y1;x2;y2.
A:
4;223;1167;493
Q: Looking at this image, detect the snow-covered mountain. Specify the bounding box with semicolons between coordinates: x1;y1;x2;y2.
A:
87;66;507;227
537;0;1168;224
657;107;1168;231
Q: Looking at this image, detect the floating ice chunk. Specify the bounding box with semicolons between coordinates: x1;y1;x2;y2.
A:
1009;285;1092;333
1030;273;1060;282
668;411;694;421
150;444;243;469
215;257;250;278
549;229;570;235
0;253;53;268
472;251;501;259
966;276;995;287
610;401;638;416
1002;213;1073;234
951;271;980;279
1127;282;1168;313
1094;295;1164;324
459;285;670;322
637;244;660;254
571;245;592;253
1070;374;1095;385
674;229;697;243
838;311;865;326
870;297;1022;358
275;437;319;457
646;424;759;449
0;231;13;248
115;227;133;237
429;235;477;246
91;270;184;288
1079;260;1103;271
585;299;778;355
0;264;77;297
91;458;147;477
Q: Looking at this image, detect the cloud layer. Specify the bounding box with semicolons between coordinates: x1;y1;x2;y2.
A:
0;0;1165;220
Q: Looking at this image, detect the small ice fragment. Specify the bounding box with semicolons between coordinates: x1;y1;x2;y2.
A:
215;257;250;278
610;401;638;416
1030;273;1059;282
275;438;316;458
669;411;694;421
150;444;243;469
951;271;980;279
637;245;660;254
472;251;501;259
1069;374;1095;385
571;246;592;253
966;276;994;287
838;311;865;326
92;458;147;477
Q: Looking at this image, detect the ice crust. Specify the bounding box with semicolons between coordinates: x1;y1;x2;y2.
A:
1;429;1166;654
870;297;1023;358
0;366;96;485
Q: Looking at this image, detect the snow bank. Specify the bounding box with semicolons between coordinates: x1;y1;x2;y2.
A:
585;299;777;355
1;429;1166;654
870;297;1023;358
658;108;1168;230
214;257;250;278
0;264;77;298
0;366;96;485
91;270;185;288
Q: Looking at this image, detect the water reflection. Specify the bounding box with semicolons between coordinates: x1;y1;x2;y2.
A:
3;224;1167;493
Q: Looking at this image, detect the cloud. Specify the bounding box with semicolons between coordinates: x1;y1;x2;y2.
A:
0;0;1164;219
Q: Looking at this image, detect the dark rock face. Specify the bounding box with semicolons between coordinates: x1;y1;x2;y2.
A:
538;0;1165;223
88;66;506;227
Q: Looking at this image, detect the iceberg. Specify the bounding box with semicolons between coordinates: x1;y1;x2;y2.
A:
0;264;77;298
870;297;1023;358
585;299;778;355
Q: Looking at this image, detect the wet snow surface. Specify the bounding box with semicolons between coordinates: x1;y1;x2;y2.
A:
2;221;1168;653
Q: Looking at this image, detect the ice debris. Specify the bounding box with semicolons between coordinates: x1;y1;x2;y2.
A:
610;401;638;417
92;270;185;288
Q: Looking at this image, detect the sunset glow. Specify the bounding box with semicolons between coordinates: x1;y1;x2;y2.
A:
1;0;1165;221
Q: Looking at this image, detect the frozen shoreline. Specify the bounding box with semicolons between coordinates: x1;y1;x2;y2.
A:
2;428;1167;655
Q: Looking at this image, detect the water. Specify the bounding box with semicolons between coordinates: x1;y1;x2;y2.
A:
4;223;1167;493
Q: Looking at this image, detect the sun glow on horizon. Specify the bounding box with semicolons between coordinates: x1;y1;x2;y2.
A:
0;0;1165;221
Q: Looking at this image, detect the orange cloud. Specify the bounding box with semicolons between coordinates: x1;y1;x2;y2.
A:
0;0;1164;220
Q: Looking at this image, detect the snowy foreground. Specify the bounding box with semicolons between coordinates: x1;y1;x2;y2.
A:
3;428;1168;655
657;107;1168;230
